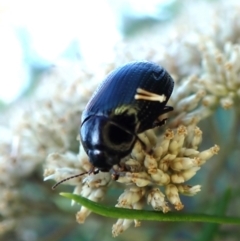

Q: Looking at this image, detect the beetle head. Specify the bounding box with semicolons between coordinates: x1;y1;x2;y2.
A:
80;115;136;171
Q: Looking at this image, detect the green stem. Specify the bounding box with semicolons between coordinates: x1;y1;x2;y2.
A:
61;192;240;225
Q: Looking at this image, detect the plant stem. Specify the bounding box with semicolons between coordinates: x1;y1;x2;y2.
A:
61;192;240;225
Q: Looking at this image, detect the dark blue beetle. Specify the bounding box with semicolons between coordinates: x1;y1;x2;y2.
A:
52;61;174;189
80;61;174;172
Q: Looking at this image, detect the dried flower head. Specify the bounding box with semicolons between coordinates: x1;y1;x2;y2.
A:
44;122;219;236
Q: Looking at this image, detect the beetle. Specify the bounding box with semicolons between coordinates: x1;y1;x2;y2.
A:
52;61;174;189
80;61;174;171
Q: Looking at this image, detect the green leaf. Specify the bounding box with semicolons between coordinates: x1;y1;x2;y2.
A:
60;192;240;224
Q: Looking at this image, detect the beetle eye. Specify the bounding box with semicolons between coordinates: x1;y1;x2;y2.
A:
105;124;134;146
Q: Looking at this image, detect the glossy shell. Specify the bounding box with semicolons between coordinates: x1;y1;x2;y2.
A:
81;61;174;133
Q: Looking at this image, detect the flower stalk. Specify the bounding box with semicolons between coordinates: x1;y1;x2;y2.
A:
61;191;240;225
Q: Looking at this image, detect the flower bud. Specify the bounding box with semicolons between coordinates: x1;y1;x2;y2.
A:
131;141;145;162
165;184;184;210
144;154;158;170
177;184;201;196
179;148;199;157
147;188;170;213
198;145;220;164
191;126;202;149
159;154;176;172
112;219;133;237
220;96;234;109
76;206;91;224
149;169;170;185
161;129;174;155
202;95;218;107
170;157;199;171
176;90;205;112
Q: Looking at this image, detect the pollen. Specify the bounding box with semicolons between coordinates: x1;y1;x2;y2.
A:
134;88;166;103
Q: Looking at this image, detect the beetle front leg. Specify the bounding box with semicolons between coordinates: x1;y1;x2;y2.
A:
161;105;174;114
110;164;128;180
152;105;173;128
153;118;168;128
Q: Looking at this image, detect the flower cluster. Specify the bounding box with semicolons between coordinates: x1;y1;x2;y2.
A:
112;125;219;236
44;123;219;236
0;62;108;239
199;41;240;110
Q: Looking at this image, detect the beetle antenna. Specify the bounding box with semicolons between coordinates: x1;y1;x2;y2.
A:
52;172;88;190
52;167;100;190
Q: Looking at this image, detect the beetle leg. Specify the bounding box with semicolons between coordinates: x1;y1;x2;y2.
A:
161;105;174;114
153;118;168;128
152;105;173;127
110;167;127;180
110;169;119;180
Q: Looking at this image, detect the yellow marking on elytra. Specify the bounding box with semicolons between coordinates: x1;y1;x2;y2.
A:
114;105;138;116
134;88;166;103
